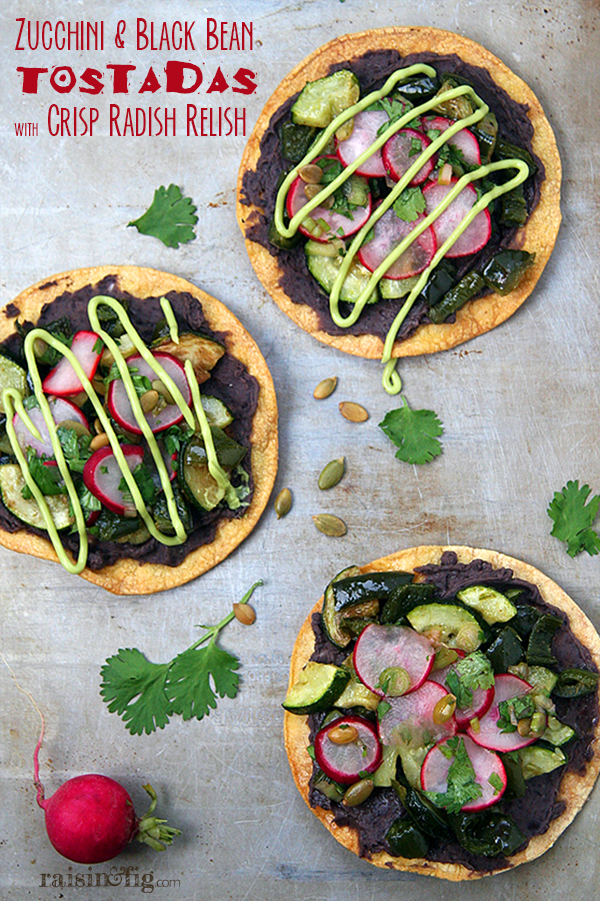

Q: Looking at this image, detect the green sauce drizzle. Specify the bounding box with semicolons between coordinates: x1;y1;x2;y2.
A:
1;296;238;574
274;66;532;394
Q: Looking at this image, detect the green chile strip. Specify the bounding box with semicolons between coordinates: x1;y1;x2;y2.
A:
274;69;531;395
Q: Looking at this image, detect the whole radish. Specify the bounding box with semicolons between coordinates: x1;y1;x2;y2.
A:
34;717;180;863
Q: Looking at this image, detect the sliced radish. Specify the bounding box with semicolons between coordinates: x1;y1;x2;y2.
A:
423;180;491;258
421;735;506;811
357;209;436;280
428;654;494;730
145;441;178;491
378;680;456;750
106;353;191;436
286;171;371;242
468;674;544;752
382;128;435;185
13;398;89;457
353;624;434;696
314;715;382;784
42;331;103;397
336;110;390;177
423;116;481;167
83;444;144;516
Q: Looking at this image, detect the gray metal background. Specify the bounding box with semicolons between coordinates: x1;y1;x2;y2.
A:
1;0;599;898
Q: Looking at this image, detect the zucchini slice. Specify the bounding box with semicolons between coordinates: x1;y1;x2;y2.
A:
201;396;233;429
407;603;484;652
178;436;226;512
283;661;350;715
322;565;362;648
153;333;225;382
0;353;29;414
306;246;379;304
0;463;73;530
291;69;359;128
456;585;517;625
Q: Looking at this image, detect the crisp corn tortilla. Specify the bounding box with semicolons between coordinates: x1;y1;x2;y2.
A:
284;546;600;880
237;27;562;358
0;266;278;594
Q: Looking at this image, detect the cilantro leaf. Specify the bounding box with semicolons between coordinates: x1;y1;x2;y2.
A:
425;737;483;813
100;648;173;736
165;642;240;721
118;463;157;507
548;480;600;557
379;396;443;464
57;426;93;474
445;652;494;709
392;187;426;223
99;582;262;735
128;184;198;249
22;450;66;499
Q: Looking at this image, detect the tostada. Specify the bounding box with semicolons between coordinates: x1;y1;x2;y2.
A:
0;266;278;594
237;28;561;392
283;547;600;880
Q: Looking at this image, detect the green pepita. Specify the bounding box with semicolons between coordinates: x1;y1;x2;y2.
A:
312;514;347;537
274;487;292;519
318;457;345;490
343;778;374;807
313;376;337;399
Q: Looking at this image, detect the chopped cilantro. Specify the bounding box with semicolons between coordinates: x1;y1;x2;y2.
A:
489;772;504;795
21;450;65;499
118;463;157;507
57;426;93;474
128;184;198;249
446;651;494;709
497;694;534;733
379;396;443;465
392;186;426;223
548;480;600;557
377;700;392;719
425;737;482;813
409;136;423;157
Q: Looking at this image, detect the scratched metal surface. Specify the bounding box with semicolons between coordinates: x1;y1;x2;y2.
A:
1;0;599;898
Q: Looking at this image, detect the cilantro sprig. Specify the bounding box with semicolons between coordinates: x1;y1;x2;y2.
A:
379;397;443;464
128;184;198;249
445;651;494;709
425;736;482;813
100;581;262;735
548;480;600;557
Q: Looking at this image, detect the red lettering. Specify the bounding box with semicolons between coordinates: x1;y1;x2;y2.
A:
206;67;229;94
15;17;25;50
55;21;65;50
187;104;198;136
48;103;60;135
136;18;149;50
135;108;146;136
232;68;257;95
172;21;182;51
89;108;99;133
184;21;195;49
42;21;53;49
159;22;170;50
165;61;202;93
206;18;218;50
109;103;121;135
79;68;103;95
16;67;48;93
50;66;76;94
106;64;136;93
139;66;161;93
60;107;71;136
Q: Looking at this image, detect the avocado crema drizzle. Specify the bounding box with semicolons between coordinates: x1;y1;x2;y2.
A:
1;295;237;575
273;64;530;394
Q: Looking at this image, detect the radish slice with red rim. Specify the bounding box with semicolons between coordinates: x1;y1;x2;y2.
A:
336;110;390;177
13;397;89;457
382;128;435;185
286;169;372;242
357;209;436;280
378;680;456;749
106;353;191;436
467;674;543;752
83;444;144;516
423;116;482;167
428;654;494;729
314;715;382;784
42;331;103;397
421;735;506;811
353;624;434;696
423;180;491;258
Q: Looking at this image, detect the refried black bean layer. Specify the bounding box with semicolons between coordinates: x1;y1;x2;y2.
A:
0;275;259;570
307;553;598;873
240;50;545;343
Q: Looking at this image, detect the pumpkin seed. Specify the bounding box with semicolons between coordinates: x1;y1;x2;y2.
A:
304;183;322;200
140;389;159;413
151;379;175;405
343;778;374;807
274;487;292;519
328;724;359;745
57;419;91;438
90;433;110;451
299;164;323;184
318;457;345;490
233;603;256;626
335;118;354;142
313;376;337;400
339;401;369;423
433;694;457;725
312;514;347;537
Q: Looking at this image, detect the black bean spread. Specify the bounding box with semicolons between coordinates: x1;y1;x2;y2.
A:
0;275;259;570
307;553;597;873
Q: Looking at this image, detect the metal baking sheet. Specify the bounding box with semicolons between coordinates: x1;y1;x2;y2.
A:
1;0;599;898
